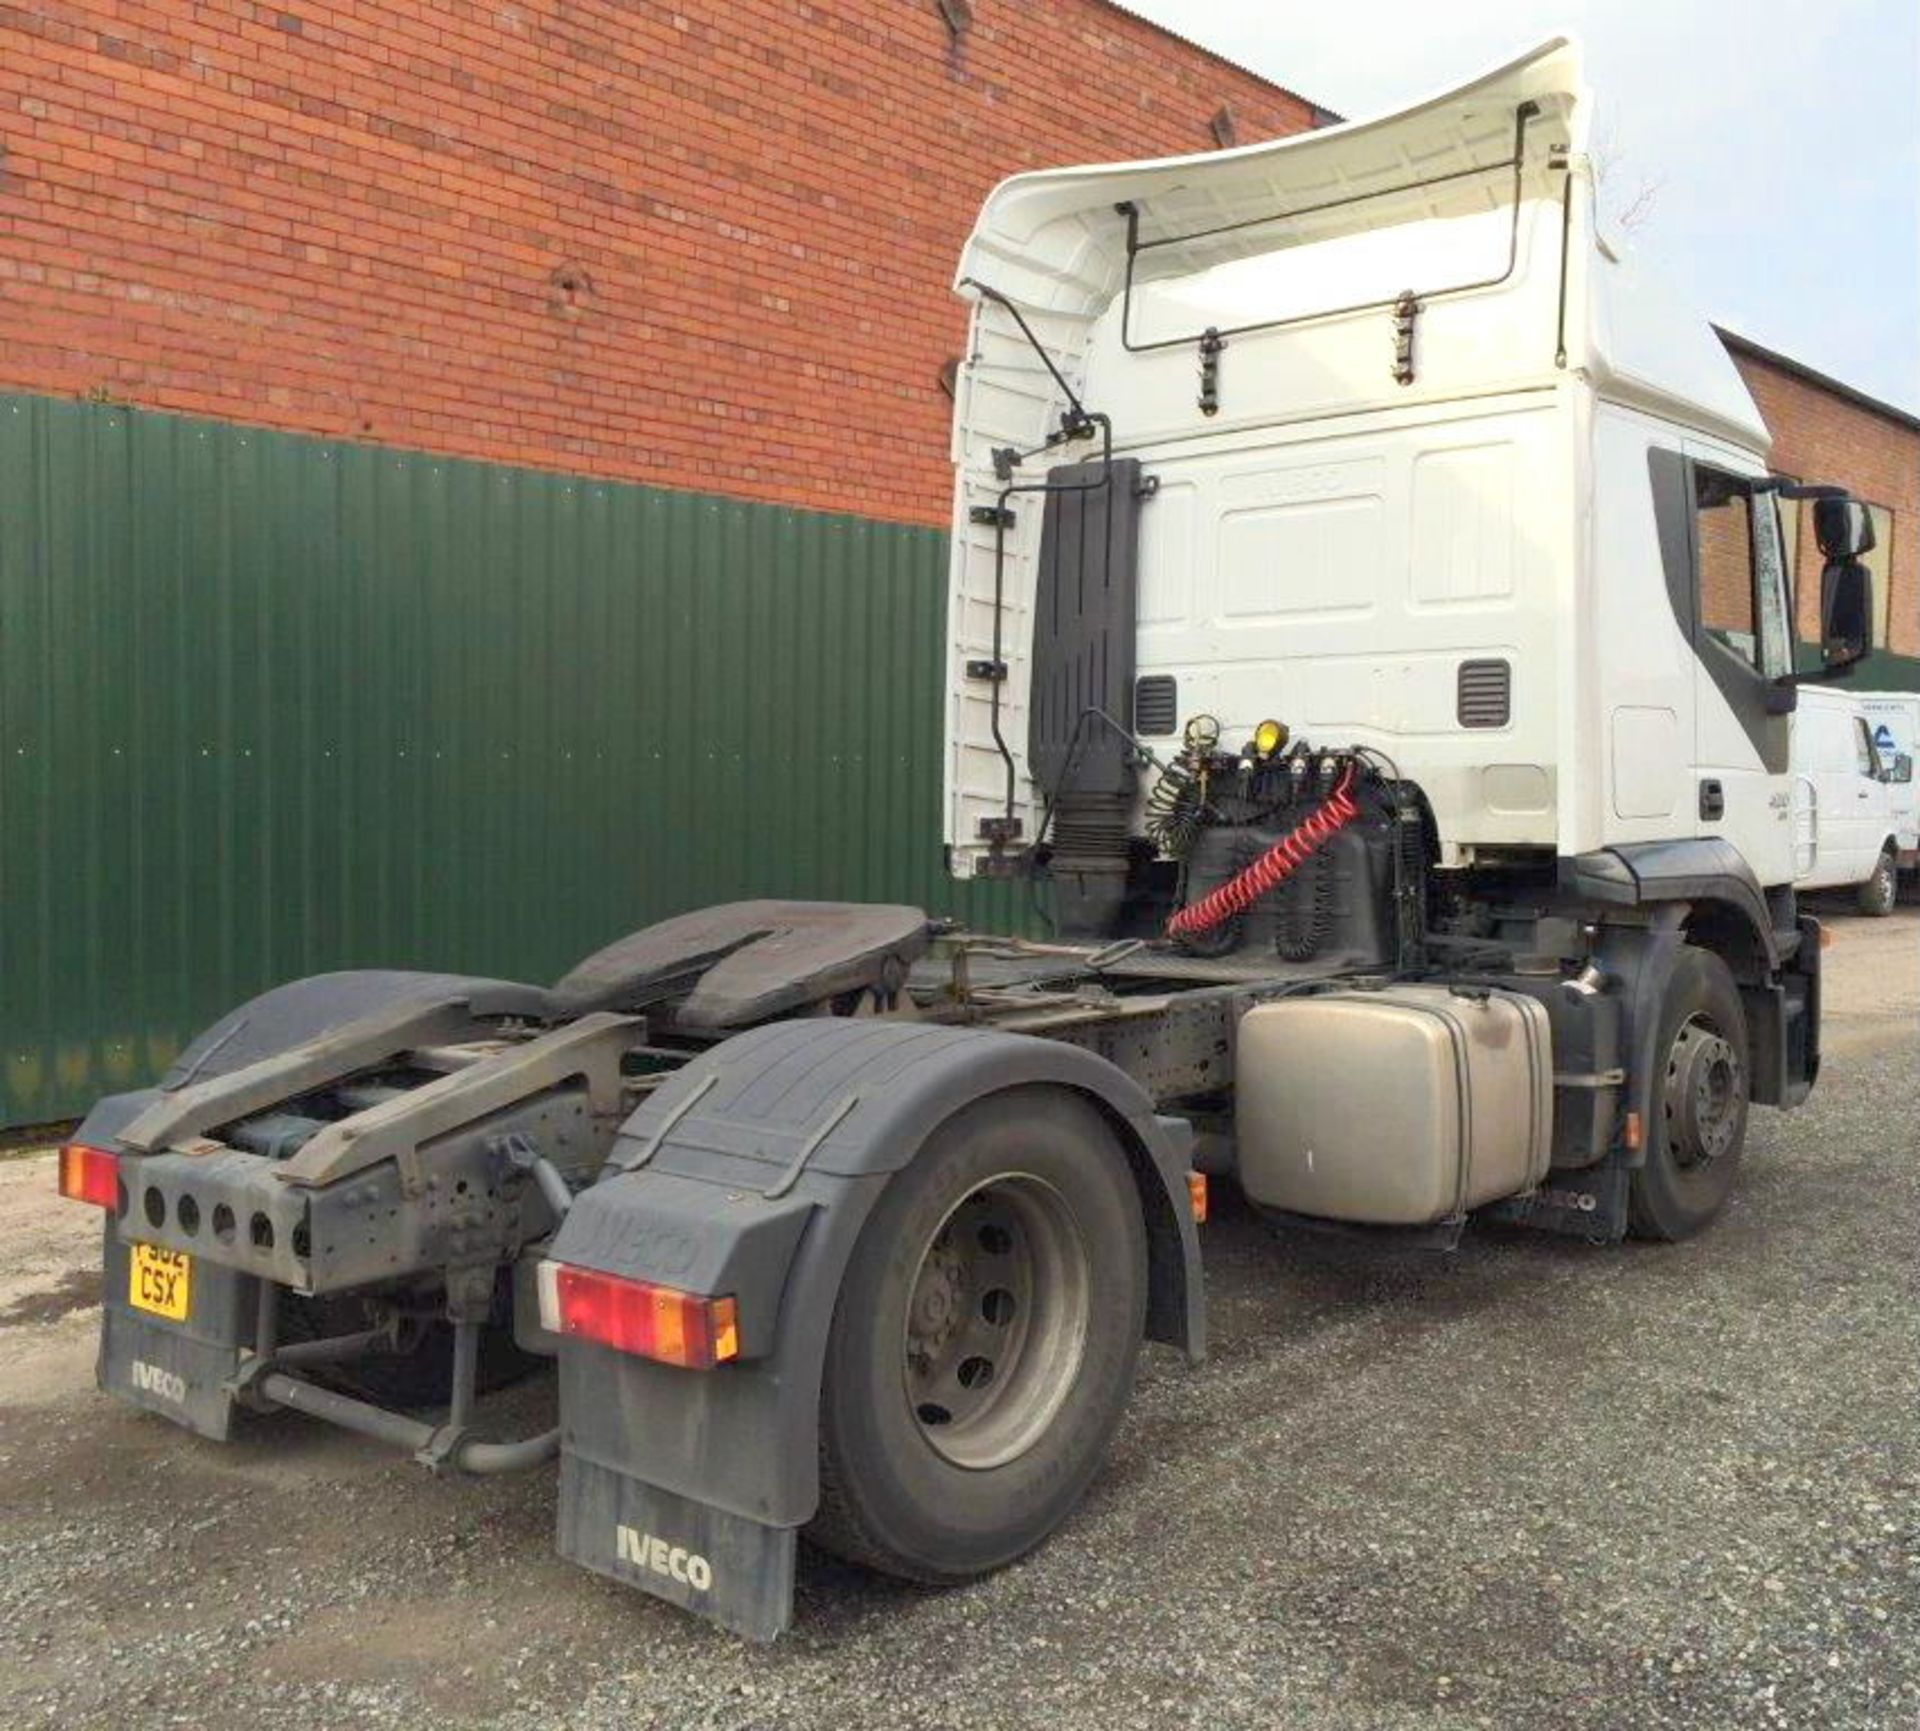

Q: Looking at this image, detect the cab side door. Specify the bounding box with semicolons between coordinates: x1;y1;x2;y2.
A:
1682;454;1797;886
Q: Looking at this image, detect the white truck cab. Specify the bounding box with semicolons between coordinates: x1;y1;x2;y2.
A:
938;35;1880;1245
942;38;1872;906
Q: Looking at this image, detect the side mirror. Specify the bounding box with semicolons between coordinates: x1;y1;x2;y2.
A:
1814;496;1876;559
1820;559;1873;671
1896;752;1914;786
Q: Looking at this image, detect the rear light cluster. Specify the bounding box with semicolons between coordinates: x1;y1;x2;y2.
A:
537;1260;739;1370
58;1142;121;1210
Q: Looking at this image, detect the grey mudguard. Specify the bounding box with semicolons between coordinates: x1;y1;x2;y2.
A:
75;1084;160;1151
70;966;535;1155
157;969;555;1093
549;1018;1203;1637
1567;841;1782;966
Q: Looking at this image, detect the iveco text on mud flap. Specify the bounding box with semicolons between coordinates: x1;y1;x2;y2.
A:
58;39;1879;1639
616;1527;713;1591
129;1361;188;1404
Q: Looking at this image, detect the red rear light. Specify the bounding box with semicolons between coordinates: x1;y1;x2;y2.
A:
537;1260;739;1370
58;1142;121;1210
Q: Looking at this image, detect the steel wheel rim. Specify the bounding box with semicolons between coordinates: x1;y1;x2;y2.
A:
900;1172;1091;1470
1663;1014;1745;1171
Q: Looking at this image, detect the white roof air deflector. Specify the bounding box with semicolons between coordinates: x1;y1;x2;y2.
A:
955;38;1584;328
1115;99;1547;353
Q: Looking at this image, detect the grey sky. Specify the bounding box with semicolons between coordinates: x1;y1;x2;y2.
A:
1118;1;1920;414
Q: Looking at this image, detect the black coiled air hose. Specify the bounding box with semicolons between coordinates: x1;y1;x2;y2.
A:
1272;846;1337;962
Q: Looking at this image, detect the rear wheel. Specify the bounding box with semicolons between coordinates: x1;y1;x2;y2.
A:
808;1087;1147;1582
1857;846;1898;916
1628;947;1750;1241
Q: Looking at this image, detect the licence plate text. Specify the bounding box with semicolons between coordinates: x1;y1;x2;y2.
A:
130;1243;192;1321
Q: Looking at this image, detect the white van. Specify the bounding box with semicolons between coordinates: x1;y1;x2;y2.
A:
1791;687;1906;913
1859;692;1920;886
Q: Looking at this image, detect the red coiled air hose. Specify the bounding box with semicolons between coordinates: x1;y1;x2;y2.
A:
1167;765;1360;940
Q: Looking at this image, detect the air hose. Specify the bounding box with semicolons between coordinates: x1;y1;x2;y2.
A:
1167;766;1360;941
1272;846;1336;962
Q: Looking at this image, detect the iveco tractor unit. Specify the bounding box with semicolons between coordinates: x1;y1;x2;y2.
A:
57;41;1880;1639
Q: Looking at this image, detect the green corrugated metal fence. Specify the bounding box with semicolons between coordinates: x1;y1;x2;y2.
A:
0;393;1021;1126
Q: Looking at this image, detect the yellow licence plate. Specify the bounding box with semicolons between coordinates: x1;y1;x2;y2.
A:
130;1243;193;1321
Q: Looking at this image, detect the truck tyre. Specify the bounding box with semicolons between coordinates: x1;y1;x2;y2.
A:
1628;947;1750;1242
1857;846;1898;917
808;1086;1147;1583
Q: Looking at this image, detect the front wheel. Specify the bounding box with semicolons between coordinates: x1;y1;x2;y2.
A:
1628;947;1751;1241
1857;847;1898;917
808;1086;1147;1583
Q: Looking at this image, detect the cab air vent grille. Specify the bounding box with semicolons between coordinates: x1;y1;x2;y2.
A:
1134;675;1178;737
1457;659;1511;728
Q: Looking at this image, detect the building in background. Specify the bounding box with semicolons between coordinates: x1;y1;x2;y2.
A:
0;1;1318;1124
0;0;1315;524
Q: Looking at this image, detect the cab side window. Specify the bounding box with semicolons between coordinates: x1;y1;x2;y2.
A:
1695;464;1793;680
1697;468;1755;657
1855;718;1881;778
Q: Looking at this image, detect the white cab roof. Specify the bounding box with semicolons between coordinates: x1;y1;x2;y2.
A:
955;37;1769;454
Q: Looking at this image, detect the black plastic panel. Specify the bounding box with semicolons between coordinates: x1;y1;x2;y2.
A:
1178;822;1394;970
1028;458;1144;797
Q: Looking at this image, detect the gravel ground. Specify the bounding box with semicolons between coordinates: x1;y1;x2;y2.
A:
1;914;1915;1730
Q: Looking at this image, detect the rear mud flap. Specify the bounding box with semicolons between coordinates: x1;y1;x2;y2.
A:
557;1449;797;1642
98;1303;245;1439
96;1230;250;1441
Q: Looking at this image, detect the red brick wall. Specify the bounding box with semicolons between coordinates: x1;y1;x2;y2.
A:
0;0;1314;526
1731;345;1920;657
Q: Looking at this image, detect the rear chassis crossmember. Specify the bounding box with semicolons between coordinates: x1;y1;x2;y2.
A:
230;1278;560;1475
